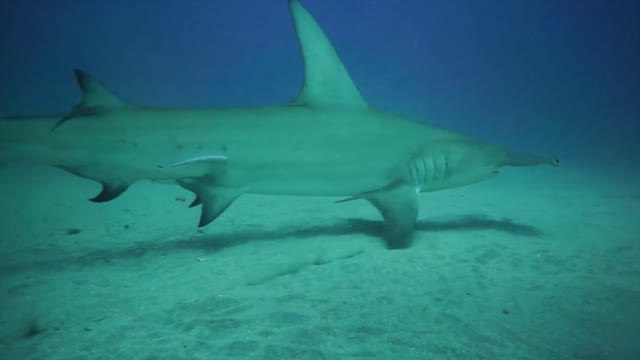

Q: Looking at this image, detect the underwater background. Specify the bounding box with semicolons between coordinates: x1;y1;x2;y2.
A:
1;0;639;359
2;0;639;166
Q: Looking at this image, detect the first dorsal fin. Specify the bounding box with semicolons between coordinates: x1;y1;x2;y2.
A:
288;0;367;108
53;69;125;131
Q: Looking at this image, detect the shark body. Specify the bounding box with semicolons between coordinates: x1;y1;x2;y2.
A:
0;1;557;248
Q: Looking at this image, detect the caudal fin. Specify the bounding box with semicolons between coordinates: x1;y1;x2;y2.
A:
0;115;59;165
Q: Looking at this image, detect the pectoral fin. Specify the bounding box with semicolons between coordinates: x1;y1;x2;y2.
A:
364;185;420;249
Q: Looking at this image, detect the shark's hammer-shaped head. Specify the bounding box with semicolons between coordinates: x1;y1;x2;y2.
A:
410;139;558;193
408;140;504;192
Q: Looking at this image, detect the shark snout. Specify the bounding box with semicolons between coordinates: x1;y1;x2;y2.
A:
505;151;559;168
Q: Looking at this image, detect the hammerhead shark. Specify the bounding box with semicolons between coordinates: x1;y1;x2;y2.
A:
0;0;557;248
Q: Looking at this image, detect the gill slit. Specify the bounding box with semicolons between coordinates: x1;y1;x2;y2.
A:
420;157;429;185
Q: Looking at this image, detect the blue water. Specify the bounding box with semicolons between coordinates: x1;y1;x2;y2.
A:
1;1;639;359
1;0;638;166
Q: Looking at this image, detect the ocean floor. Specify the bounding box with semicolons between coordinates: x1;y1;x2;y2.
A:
0;162;638;359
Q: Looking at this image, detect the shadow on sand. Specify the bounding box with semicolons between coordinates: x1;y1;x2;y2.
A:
1;214;544;275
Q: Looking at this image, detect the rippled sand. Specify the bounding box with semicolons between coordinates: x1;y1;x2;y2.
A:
1;163;638;359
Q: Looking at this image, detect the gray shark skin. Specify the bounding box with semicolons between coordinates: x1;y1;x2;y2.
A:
0;0;558;248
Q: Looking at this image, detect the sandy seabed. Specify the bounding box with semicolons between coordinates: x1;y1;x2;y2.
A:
0;162;638;360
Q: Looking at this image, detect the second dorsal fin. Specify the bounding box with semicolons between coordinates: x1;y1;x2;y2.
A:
53;69;126;131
